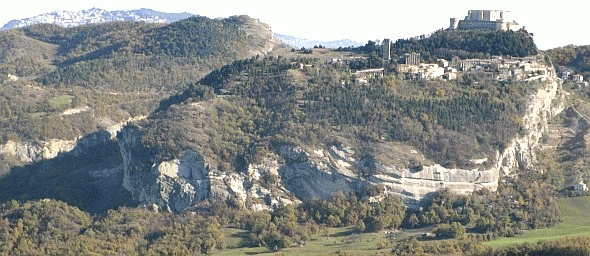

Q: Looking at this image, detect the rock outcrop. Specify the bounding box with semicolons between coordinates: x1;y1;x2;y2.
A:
117;126;295;212
497;78;563;176
116;78;563;211
277;144;359;201
0;139;78;163
0;116;146;163
118;127;211;212
270;78;563;202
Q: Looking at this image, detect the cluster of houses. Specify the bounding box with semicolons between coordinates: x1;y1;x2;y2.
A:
395;53;555;82
312;47;585;86
323;53;587;86
347;53;559;83
557;66;588;87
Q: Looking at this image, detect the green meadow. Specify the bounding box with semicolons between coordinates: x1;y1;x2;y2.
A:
217;226;425;255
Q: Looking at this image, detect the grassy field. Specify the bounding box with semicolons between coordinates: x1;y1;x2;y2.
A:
47;94;74;110
484;196;590;247
216;226;428;255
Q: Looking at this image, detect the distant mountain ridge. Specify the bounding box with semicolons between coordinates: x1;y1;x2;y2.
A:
274;33;363;49
1;8;194;30
2;9;361;50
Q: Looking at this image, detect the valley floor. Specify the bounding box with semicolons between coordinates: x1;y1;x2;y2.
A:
215;196;590;254
218;226;411;255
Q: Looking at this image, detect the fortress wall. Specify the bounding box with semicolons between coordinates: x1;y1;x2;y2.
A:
457;20;519;31
452;10;519;31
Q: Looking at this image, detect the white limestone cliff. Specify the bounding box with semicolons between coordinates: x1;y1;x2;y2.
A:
276;77;563;202
118;126;295;212
0;116;146;163
116;77;563;211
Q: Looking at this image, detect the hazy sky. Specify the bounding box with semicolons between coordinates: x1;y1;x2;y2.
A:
0;0;586;50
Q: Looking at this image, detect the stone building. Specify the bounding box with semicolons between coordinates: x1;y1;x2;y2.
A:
574;182;588;191
355;68;384;83
397;63;445;80
450;10;520;31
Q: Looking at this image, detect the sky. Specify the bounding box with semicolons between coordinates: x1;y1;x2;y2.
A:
0;0;586;50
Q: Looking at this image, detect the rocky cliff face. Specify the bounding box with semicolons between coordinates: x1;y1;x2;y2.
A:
117;126;295;212
496;78;563;176
0;139;78;163
0;116;146;164
277;144;359;201
233;15;278;57
273;77;563;202
118;126;211;212
116;78;563;211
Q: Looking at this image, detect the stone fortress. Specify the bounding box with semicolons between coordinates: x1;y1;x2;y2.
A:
450;10;520;31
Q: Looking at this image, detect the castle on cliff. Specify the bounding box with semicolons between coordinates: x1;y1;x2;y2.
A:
450;10;520;31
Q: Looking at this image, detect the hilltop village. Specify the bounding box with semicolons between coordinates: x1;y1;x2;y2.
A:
394;54;552;82
382;10;550;82
323;10;585;86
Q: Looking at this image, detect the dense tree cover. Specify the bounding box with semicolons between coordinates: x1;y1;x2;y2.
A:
130;55;563;253
138;16;248;58
0;184;563;255
0;200;225;254
300;191;405;232
0;24;572;254
0;198;317;254
0;81;157;146
139;56;312;169
141;97;259;171
349;40;382;56
546;44;590;79
336;40;381;55
295;164;560;245
0;14;273;158
0;197;318;254
0;15;274;91
393;29;538;61
305;75;534;167
0;29;57;78
432;222;466;239
199;56;297;91
236;204;318;251
546;44;590;71
408;166;560;239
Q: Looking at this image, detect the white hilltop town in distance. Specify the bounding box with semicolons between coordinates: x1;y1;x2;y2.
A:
0;8;193;30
